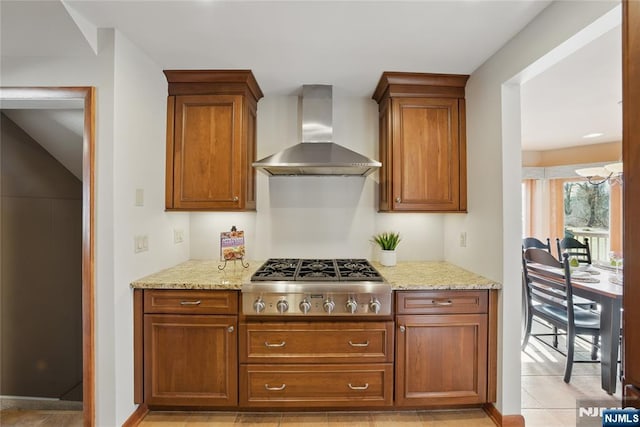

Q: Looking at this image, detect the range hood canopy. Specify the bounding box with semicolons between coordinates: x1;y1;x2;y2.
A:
253;85;381;177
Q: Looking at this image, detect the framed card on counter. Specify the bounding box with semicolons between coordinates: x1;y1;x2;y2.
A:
220;229;245;261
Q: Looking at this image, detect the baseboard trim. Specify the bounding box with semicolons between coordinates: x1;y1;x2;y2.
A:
122;403;149;427
484;403;526;427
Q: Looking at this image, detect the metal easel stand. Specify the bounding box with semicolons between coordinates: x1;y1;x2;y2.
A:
218;257;249;271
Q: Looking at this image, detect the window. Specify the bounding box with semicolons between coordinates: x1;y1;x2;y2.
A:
563;180;610;262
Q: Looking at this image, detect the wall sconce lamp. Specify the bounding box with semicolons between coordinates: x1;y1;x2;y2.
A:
575;162;623;185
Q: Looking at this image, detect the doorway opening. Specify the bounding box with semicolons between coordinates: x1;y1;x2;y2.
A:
0;87;95;426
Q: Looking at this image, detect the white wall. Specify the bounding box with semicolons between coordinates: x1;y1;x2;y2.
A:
111;30;189;423
189;95;446;262
1;28;189;426
443;0;620;415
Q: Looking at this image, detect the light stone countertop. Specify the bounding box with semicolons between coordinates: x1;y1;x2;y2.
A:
130;260;501;290
371;261;501;290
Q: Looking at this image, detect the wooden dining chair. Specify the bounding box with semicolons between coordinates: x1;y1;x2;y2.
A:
557;237;592;264
522;237;596;346
521;248;601;383
523;237;552;253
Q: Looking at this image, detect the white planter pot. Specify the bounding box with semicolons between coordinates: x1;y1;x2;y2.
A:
379;250;397;267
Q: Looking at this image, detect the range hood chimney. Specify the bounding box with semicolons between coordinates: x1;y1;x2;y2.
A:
253;85;381;176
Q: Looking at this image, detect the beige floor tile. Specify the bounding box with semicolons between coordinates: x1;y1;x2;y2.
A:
279;412;328;426
140;411;191;426
522;409;573;427
418;409;495;426
234;412;281;426
370;411;423;427
550;408;578;426
521;387;543;409
0;409;45;427
521;375;592;408
187;412;238;426
326;411;373;427
40;412;84;427
0;409;83;427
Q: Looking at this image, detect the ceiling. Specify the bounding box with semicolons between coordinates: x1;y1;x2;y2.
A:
521;24;622;151
3;0;552;96
0;0;622;154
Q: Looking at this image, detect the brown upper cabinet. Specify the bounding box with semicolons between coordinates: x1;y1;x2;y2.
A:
372;72;469;212
164;70;263;211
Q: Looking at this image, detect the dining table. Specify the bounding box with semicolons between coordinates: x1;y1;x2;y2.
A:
570;263;623;395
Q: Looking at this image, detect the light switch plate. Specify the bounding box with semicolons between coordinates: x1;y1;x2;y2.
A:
134;235;148;253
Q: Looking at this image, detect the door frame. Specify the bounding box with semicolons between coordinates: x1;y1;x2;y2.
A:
0;87;95;426
622;0;640;404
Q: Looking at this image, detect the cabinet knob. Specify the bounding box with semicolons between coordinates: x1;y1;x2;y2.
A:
395;197;401;203
233;196;239;202
399;325;406;333
227;326;234;333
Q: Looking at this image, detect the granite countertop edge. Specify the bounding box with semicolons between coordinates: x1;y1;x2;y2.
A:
130;260;502;291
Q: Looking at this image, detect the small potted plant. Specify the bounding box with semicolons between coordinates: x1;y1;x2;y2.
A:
372;231;401;266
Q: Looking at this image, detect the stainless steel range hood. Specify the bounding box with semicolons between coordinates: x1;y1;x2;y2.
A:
253;85;381;177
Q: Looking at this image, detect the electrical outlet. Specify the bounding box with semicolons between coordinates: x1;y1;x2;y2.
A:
459;232;467;248
174;229;184;244
134;235;149;253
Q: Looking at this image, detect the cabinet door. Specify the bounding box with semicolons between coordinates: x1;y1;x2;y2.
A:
144;314;237;407
170;94;244;210
396;314;487;406
390;98;461;211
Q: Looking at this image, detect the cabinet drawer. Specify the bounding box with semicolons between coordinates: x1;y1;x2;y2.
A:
396;290;487;315
239;363;393;407
144;290;238;315
240;321;393;363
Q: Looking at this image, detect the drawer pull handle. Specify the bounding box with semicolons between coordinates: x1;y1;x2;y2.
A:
348;383;369;390
399;325;406;333
264;341;286;348
180;300;201;306
348;340;370;347
265;384;286;391
432;300;453;306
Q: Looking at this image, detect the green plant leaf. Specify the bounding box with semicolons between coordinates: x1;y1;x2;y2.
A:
371;232;401;250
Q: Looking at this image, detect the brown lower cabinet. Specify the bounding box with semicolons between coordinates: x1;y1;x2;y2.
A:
395;291;490;407
134;289;496;409
139;290;238;407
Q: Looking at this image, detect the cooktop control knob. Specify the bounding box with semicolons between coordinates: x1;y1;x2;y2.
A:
369;298;381;314
323;298;335;314
299;299;312;314
346;298;358;314
276;299;289;314
253;298;266;313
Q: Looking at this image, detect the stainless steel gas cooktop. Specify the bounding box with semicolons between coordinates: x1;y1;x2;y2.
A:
242;258;391;316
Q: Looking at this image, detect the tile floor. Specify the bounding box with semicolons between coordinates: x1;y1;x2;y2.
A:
521;321;623;426
138;409;497;426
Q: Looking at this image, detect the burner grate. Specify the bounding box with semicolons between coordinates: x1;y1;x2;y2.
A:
296;259;339;281
250;258;383;282
250;258;300;281
336;259;384;281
